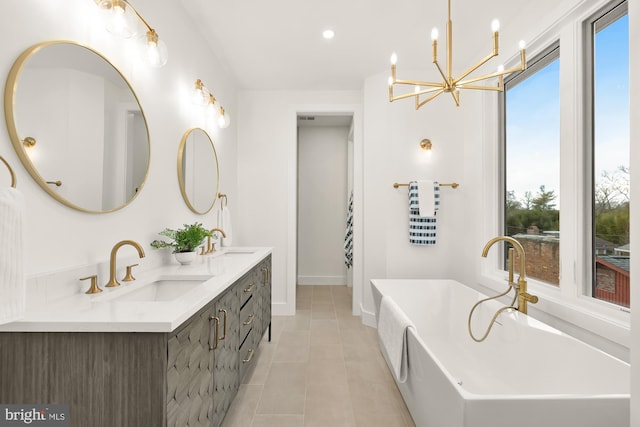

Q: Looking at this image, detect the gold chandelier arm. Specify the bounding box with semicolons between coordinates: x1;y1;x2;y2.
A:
394;79;443;88
415;85;446;96
416;88;446;109
433;59;449;88
456;59;526;87
391;84;445;103
452;51;497;86
449;89;460;107
456;84;503;91
391;91;425;102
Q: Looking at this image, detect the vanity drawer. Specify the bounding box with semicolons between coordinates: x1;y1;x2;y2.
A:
239;327;262;380
239;343;256;380
239;296;255;345
240;274;257;307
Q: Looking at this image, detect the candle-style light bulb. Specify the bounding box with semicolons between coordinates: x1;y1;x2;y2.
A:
519;40;526;50
390;52;398;65
491;19;500;33
431;28;439;41
415;86;421;93
497;64;505;73
388;76;394;86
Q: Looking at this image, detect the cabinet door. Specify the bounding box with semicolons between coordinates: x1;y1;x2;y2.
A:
212;284;241;427
166;302;216;427
260;256;272;339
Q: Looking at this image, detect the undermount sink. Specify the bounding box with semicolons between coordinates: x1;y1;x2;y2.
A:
110;276;212;302
222;249;256;255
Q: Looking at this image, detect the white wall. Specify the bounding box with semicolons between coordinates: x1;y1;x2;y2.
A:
297;125;349;285
361;71;477;324
0;0;237;275
236;91;362;315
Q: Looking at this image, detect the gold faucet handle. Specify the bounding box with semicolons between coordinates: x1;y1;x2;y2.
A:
80;275;103;294
523;293;539;304
200;245;207;256
123;264;138;282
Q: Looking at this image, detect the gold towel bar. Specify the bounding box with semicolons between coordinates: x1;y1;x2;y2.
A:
393;182;459;189
1;156;16;188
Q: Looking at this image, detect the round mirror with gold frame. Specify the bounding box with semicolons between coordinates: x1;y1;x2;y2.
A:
178;128;219;214
4;41;150;213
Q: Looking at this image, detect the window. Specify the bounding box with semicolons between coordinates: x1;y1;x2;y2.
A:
588;1;630;307
502;45;561;286
499;0;630;312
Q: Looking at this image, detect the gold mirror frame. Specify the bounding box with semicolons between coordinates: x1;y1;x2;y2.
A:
4;40;151;213
177;128;220;215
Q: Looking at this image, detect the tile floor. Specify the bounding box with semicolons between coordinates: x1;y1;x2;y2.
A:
221;285;416;427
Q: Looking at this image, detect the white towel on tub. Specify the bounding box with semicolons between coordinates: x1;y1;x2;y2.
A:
0;187;26;324
377;295;415;383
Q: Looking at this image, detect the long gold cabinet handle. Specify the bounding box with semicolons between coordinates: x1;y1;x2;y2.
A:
209;316;220;350
218;308;228;340
242;349;254;364
243;314;255;326
244;283;255;293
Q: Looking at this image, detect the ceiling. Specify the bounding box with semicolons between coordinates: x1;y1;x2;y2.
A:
179;0;560;91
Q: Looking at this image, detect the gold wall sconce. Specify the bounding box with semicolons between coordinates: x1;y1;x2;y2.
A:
94;0;168;68
420;139;432;152
22;136;36;148
193;79;231;129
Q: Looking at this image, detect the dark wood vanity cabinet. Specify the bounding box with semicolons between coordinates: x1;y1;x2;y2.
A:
211;281;241;427
0;256;272;427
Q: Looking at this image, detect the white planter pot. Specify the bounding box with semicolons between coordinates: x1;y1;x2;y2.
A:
174;251;197;265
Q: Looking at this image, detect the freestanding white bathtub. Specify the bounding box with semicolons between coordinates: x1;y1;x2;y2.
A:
371;279;630;427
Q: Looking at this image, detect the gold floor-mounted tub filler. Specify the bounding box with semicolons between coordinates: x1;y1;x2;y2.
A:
468;236;538;342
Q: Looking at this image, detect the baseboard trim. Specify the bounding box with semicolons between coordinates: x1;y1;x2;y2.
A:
360;303;377;328
271;301;295;316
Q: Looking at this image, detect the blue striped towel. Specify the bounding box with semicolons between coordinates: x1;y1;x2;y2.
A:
344;190;354;268
408;181;440;245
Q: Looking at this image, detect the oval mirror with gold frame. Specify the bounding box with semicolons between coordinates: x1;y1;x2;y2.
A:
178;128;219;214
4;41;150;213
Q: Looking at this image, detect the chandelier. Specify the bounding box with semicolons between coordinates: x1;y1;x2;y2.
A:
388;0;526;109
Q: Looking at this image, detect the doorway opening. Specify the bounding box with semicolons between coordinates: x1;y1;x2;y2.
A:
296;114;354;308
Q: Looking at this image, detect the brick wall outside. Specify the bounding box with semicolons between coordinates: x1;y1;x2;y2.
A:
512;234;560;286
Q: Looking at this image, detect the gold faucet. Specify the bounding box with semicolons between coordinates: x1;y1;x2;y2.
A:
105;240;146;288
482;236;538;314
206;228;226;254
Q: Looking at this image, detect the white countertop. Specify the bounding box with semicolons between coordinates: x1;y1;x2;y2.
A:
0;247;272;333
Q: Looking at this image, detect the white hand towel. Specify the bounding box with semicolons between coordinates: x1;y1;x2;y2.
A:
377;295;415;383
0;188;26;324
220;206;233;247
417;180;435;216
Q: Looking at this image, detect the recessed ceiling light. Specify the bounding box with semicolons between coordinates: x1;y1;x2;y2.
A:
322;29;335;40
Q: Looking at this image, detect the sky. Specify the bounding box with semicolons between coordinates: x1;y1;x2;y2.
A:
505;13;629;207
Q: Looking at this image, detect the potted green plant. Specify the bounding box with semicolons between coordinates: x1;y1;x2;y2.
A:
150;222;211;265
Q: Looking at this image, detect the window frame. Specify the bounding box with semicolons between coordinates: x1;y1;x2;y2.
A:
500;42;561;283
481;0;631;353
584;0;629;305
